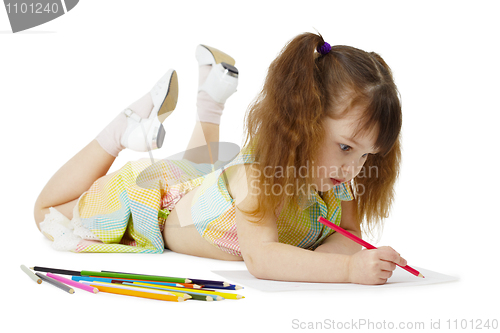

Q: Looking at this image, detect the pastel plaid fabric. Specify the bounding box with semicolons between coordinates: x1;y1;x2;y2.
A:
75;158;210;253
190;146;355;257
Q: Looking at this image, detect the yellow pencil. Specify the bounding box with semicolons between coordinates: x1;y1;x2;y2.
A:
132;282;245;300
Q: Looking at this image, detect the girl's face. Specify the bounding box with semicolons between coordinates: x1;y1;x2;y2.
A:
313;110;379;192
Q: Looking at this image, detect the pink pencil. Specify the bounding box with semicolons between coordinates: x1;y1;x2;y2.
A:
317;216;424;278
47;273;99;293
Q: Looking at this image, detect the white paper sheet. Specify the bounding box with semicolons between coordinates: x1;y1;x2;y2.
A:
212;267;458;292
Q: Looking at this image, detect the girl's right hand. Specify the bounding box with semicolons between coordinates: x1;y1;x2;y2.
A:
347;246;407;285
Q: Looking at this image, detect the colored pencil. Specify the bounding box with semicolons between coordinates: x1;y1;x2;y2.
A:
131;282;244;300
317;216;424;278
199;284;243;290
103;271;235;288
82;271;190;283
32;266;80;276
20;265;41;284
177;282;203;289
35;273;74;294
111;280;202;289
88;281;191;299
122;282;224;301
101;270;194;284
187;278;231;287
47;273;98;294
81;281;189;298
73;276;200;290
82;281;186;302
31;267;190;283
190;295;215;302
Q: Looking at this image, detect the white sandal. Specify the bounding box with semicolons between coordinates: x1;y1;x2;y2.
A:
196;45;238;104
121;69;178;152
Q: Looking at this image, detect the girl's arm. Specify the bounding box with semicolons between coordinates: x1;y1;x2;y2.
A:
231;165;404;284
236;204;351;283
314;199;362;255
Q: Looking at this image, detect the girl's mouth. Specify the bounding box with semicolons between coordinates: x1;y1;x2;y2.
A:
330;178;344;186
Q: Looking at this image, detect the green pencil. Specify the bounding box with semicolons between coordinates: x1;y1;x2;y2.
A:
31;266;191;284
81;271;190;284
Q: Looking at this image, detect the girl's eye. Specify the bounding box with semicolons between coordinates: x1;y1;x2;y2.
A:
339;144;351;152
340;144;369;158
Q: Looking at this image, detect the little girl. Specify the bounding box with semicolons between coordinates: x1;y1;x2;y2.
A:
35;32;406;285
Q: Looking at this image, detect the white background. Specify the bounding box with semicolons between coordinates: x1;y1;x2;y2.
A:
1;1;499;332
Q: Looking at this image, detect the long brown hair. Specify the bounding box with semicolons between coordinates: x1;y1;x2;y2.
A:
241;32;402;232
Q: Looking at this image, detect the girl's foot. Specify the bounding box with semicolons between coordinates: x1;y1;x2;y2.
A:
195;45;238;125
96;69;178;156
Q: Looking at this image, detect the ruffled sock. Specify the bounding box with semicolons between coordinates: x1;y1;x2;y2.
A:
196;65;225;125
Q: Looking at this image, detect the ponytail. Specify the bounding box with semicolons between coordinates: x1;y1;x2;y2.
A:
241;33;330;222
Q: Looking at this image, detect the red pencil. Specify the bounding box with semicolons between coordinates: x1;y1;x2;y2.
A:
317;216;424;278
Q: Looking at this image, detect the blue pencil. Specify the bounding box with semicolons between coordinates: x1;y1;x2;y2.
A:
199;284;243;290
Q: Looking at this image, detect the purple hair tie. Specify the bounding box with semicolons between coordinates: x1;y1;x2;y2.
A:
317;42;331;55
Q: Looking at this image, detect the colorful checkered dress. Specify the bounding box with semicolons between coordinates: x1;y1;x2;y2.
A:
68;145;353;254
191;146;355;257
74;158;213;253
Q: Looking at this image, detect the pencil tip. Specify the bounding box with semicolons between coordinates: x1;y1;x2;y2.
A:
419;274;425;278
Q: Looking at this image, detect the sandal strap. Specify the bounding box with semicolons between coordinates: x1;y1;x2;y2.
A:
123;108;142;122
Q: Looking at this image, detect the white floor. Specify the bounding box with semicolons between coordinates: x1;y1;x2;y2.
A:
2;2;499;332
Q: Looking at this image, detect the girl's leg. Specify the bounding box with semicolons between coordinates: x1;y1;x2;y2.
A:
182;121;220;164
34;81;164;230
182;65;223;164
34;140;115;229
163;46;241;260
181;47;238;164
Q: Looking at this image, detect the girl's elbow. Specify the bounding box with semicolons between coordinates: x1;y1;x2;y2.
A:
242;251;267;279
246;263;268;280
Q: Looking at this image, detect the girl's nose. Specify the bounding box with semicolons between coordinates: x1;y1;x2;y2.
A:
342;160;363;178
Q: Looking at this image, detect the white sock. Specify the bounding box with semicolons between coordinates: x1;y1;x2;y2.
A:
196;65;224;125
95;92;154;157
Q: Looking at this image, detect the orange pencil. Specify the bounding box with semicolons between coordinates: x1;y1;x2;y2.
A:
83;281;186;302
95;285;185;302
